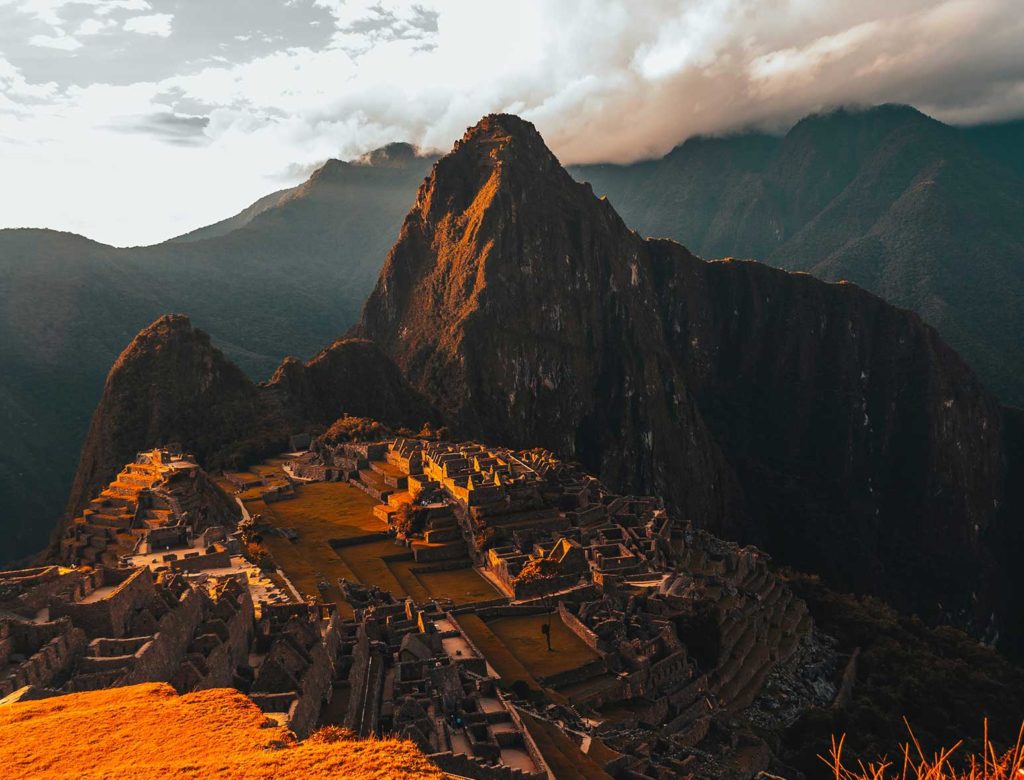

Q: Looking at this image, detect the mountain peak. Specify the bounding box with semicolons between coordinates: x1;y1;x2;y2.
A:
462;113;542;143
354;141;423;168
407;112;576;227
65;313;274;523
360;112;1007;637
111;314;204;370
454;113;559;170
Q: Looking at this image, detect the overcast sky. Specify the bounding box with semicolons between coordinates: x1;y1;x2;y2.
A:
1;0;1022;246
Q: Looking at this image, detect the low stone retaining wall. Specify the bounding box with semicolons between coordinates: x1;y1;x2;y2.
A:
538;657;607;688
428;751;544;780
329;532;390;548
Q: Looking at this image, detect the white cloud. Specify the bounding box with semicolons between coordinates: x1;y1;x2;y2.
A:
0;0;1022;246
28;30;82;49
122;12;171;36
76;17;116;35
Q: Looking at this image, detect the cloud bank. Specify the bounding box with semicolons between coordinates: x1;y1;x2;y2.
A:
0;0;1022;245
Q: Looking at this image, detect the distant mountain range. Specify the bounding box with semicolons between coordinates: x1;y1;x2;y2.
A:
572;105;1024;407
1;105;1022;565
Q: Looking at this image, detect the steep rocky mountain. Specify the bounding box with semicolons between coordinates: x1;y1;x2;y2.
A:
572;105;1024;407
62;314;435;547
64;314;283;523
357;113;1014;644
264;337;437;429
0;145;435;563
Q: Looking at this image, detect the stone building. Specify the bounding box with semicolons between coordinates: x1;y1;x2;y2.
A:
247;603;342;738
290;435;831;778
0;559;255;704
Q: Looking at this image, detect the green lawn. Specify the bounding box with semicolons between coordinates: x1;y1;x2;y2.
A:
456;613;541;692
388;560;500;604
250;473;498;615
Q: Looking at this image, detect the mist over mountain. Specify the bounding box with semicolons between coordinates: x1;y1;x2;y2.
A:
572;105;1024;406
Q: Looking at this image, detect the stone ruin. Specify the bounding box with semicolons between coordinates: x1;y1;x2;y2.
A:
244;603;343;738
60;449;239;568
291;436;838;778
1;430;841;778
3;448;344;742
0;564;253;699
342;598;549;780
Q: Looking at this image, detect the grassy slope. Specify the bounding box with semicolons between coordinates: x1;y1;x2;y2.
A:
0;683;442;779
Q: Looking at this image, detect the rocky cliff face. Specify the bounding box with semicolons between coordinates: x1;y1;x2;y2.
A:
358;114;1010;635
573;106;1024;408
263;337;438;430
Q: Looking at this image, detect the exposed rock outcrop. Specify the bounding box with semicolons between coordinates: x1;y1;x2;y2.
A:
263;337;437;430
357;114;1010;637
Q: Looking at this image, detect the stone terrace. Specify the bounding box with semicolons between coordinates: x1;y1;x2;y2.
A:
60;449;238;568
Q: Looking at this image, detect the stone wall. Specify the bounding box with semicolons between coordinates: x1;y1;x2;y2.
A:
169;550;232;572
121;587;204;685
282;613;342;738
428;751;545;780
0;567;80;618
49;567;153;638
557;602;603;654
0;618;85;697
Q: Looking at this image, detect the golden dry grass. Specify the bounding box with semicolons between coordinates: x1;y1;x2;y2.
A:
0;683;443;779
824;721;1024;780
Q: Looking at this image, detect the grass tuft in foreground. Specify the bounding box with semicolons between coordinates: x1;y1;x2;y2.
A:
823;720;1024;780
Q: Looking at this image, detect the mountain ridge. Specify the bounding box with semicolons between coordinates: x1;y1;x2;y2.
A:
572;103;1024;406
62;314;437;541
0;145;436;562
4;105;1022;567
358;112;1012;643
